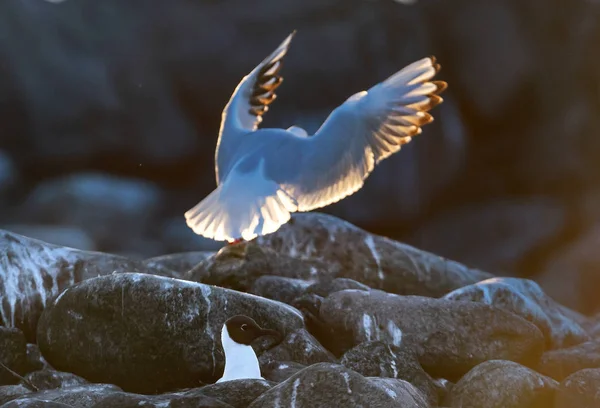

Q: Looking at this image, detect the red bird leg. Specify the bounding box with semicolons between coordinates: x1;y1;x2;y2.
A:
228;238;244;246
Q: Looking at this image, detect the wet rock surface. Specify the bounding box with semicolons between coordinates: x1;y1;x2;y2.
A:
317;289;545;379
340;340;442;405
0;327;29;386
536;341;600;381
443;277;590;349
443;360;558;408
0;230;174;340
4;384;121;408
555;368;600;408
36;273;303;394
248;363;429;408
256;213;493;297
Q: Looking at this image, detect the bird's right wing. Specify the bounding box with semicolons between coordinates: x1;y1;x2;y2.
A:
219;32;295;135
271;57;447;212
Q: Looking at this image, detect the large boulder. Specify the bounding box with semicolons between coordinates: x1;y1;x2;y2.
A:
316;289;545;380
36;273;304;394
0;230;173;340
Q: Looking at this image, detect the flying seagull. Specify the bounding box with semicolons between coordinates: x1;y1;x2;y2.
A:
185;31;447;243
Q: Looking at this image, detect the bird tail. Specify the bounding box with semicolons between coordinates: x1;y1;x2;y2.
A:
184;163;298;242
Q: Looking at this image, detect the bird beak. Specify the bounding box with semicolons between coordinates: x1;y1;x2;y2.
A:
260;328;283;344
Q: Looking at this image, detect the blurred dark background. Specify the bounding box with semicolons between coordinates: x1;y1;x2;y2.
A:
1;0;600;313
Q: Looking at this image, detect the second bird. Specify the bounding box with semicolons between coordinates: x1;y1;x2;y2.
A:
185;31;447;243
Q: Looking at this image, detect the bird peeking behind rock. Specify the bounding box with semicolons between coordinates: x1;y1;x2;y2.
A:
216;315;282;383
185;30;447;244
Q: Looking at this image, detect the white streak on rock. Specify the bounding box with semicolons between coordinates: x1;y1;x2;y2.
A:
386;320;402;346
364;235;384;280
290;378;300;408
341;372;352;394
362;314;373;341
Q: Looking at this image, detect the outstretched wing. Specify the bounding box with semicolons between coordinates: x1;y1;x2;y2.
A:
220;31;295;134
270;56;447;211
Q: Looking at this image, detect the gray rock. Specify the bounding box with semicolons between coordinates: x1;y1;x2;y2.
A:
186;242;330;292
443;360;557;408
255;213;493;297
91;391;233;408
0;225;96;252
250;276;314;305
143;251;215;275
0;385;31;405
248;363;429;408
259;329;336;367
0;328;28;386
537;341;600;381
184;380;272;408
25;344;49;373
261;361;306;383
4;384;121;408
340;341;441;405
0;230;174;340
318;289;544;379
305;278;371;297
555;368;600;408
443;277;589;349
37;273;304;393
1;400;73;408
24;370;88;391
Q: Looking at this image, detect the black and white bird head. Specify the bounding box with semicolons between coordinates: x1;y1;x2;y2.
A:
223;315;282;345
217;315;282;383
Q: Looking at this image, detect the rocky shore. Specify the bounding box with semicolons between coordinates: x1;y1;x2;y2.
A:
1;212;599;407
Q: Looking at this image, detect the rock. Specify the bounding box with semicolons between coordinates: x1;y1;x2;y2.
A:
255;213;493;297
317;289;545;380
186;242;330;292
143;251;215;275
16;173;163;256
443;360;557;408
0;229;174;340
443;277;589;349
25;344;48;373
91;391;233;408
259;329;336;367
305;278;370;297
340;341;441;405
537;341;600;381
1;401;74;408
407;199;565;275
261;361;306;383
0;328;29;386
4;384;121;408
25;369;88;391
184;380;272;408
0;385;31;405
248;363;429;408
555;368;600;408
0;225;96;252
250;276;314;305
37;273;304;394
